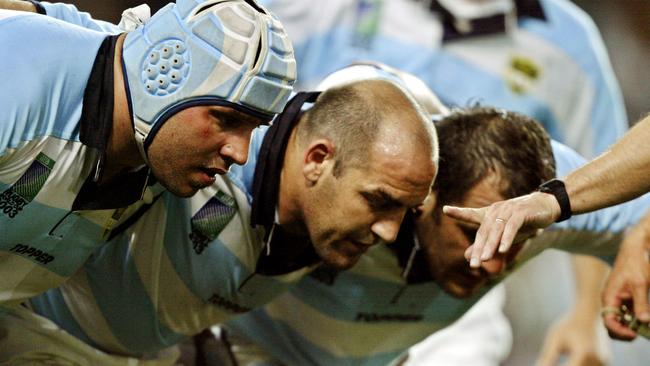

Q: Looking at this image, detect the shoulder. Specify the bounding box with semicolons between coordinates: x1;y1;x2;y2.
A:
550;140;587;177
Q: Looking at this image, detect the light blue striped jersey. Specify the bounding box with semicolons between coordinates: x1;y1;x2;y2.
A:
28;125;318;357
38;1;122;33
224;141;650;365
260;0;627;158
0;10;156;305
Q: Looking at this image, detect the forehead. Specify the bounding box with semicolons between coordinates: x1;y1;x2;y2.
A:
460;172;507;208
353;144;435;207
209;106;265;125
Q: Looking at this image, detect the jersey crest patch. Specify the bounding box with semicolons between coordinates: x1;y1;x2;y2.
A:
189;190;237;254
505;55;541;94
0;153;55;218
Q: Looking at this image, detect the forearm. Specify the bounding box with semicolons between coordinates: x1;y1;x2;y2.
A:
566;114;650;214
572;255;609;315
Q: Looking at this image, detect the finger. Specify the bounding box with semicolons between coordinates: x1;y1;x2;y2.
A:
479;216;507;261
604;313;637;341
468;215;492;268
498;214;525;254
442;206;484;224
602;290;638;340
536;336;560;366
631;280;650;322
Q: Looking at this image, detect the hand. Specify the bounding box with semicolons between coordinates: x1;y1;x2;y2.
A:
443;191;560;268
537;311;607;366
601;219;650;340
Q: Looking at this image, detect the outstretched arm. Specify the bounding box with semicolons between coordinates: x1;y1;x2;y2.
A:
445;113;650;267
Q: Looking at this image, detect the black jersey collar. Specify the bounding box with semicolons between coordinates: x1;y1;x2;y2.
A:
430;0;546;42
72;35;151;210
249;92;322;275
387;212;433;284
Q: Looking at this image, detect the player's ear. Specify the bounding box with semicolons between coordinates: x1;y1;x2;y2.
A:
302;138;335;185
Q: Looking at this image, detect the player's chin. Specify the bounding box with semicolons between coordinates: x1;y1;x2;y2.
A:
321;251;363;270
443;279;483;299
165;181;202;198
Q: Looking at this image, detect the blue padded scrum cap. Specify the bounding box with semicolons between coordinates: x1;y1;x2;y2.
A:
122;0;297;161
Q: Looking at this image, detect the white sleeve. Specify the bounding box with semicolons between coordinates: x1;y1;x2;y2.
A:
403;285;512;366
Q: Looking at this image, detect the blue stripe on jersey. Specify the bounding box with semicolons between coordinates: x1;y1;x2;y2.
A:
83;237;186;354
0;14;105;154
423;52;562;140
160;194;255;303
526;0;627;153
28;288;101;349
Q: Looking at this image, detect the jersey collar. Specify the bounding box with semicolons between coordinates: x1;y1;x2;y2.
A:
73;35;152;210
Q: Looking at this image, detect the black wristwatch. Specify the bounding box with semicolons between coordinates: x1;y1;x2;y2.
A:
537;179;572;222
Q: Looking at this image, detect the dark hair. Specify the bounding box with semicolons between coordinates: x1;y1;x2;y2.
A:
433;107;555;207
297;79;430;177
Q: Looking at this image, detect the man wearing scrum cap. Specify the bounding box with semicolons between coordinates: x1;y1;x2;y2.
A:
1;63;438;364
0;0;296;304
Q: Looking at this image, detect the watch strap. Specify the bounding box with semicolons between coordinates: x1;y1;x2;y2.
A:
537;179;572;222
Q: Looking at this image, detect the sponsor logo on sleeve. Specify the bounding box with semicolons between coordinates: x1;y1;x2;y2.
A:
208;293;251;313
0;153;55;218
9;244;55;264
189;190;237;254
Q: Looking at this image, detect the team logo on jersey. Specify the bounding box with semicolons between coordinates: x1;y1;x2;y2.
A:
505;55;541;94
0;153;55;218
189;190;237;254
352;0;382;49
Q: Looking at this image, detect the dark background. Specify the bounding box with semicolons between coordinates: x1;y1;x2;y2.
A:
65;0;649;124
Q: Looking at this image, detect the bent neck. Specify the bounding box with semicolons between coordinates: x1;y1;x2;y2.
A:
276;130;309;236
103;33;145;184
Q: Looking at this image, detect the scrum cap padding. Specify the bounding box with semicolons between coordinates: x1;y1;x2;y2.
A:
122;0;296;159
